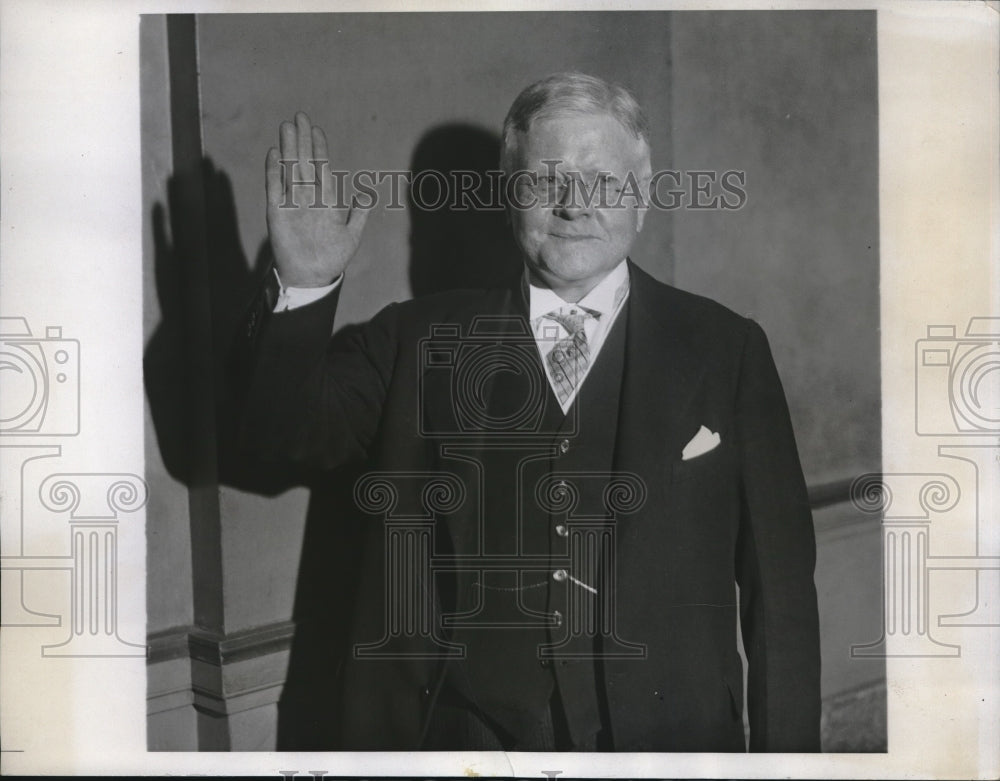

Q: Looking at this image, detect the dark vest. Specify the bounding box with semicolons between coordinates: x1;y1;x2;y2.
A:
442;303;628;747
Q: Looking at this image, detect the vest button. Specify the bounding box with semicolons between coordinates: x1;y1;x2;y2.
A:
552;610;563;626
540;659;551;668
559;439;570;454
553;569;568;582
555;524;568;538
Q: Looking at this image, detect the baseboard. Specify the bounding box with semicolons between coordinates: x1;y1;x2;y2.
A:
148;620;294;720
149;621;887;751
821;677;887;752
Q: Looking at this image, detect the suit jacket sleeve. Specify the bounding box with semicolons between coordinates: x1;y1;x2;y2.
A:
734;319;822;752
236;275;399;471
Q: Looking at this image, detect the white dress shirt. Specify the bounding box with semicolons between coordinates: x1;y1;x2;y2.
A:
527;259;630;412
272;268;341;312
273;259;631;412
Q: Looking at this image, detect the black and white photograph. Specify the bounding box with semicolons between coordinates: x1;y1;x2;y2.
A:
0;1;996;778
143;9;883;755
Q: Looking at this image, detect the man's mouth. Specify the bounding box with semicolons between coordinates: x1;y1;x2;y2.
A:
550;232;595;241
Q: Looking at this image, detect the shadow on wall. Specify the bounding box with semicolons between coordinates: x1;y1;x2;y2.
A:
145;125;521;750
408;123;522;296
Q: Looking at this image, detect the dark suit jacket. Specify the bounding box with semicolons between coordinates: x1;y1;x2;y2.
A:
240;260;821;752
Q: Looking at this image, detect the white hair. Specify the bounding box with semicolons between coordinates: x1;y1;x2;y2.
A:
500;71;651;174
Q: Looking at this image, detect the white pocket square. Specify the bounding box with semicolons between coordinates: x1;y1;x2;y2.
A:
681;426;721;461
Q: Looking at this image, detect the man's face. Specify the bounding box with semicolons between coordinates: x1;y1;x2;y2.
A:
507;113;649;298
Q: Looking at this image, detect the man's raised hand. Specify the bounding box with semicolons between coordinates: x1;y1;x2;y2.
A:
265;112;369;287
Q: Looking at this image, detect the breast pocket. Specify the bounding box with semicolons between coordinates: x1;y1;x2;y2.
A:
669;439;738;485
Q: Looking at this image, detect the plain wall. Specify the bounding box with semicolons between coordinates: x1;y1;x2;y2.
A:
142;13;193;636
669;12;885;708
671;11;880;487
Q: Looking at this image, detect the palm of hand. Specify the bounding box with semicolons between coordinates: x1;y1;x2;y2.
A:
266;195;363;287
265;112;370;288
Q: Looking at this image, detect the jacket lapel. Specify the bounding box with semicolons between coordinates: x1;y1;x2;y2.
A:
614;262;707;490
419;263;708;544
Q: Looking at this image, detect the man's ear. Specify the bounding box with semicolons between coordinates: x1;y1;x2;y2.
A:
632;142;652;234
500;170;512;225
635;171;651;233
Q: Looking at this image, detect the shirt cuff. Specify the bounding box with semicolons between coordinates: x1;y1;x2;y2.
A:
272;268;342;312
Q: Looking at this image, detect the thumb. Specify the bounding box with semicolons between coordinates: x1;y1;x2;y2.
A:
347;195;372;236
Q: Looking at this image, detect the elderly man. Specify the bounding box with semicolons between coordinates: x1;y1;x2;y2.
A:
241;72;821;752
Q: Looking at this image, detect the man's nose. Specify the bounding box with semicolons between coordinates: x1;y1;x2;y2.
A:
553;179;594;219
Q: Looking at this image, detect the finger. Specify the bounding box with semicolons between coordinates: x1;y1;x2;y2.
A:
312;124;329;162
265;147;282;209
311;125;338;213
295;111;313;170
348;195;372;235
279;120;296;163
279;121;296;199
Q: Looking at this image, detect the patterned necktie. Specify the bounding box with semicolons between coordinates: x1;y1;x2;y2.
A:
544;309;593;405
